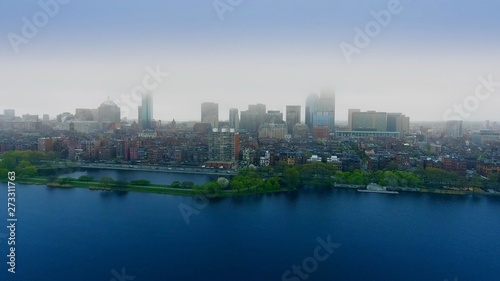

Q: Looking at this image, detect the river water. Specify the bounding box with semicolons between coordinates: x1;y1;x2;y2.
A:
0;178;499;280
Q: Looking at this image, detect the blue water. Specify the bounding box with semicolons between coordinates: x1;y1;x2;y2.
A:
1;184;499;281
59;169;211;185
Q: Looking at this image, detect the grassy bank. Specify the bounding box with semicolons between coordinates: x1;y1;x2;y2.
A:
2;176;498;198
0;176;292;197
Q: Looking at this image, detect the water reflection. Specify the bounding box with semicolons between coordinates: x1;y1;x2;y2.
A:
58;169;210;185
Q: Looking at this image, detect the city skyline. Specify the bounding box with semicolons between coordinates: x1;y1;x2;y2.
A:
2;2;500;280
0;96;497;125
1;0;499;122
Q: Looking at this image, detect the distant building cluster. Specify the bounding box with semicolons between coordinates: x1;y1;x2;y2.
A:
342;110;410;138
2;89;500;181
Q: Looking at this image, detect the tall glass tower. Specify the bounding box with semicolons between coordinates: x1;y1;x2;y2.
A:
229;108;239;130
305;94;319;129
307;90;335;132
139;93;153;129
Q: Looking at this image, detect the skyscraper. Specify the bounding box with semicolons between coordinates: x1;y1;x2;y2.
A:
313;90;335;132
239;103;266;135
387;112;410;136
201;102;219;129
138;105;142;124
348;109;360;131
286;105;301;133
139;93;153;129
445;120;463;138
239;110;259;135
208;128;239;162
248;103;266;128
97;100;120;124
3;109;15;121
305;94;319;129
229;108;239;130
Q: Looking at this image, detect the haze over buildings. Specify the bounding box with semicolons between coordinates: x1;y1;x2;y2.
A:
1;1;499;122
201;102;219;129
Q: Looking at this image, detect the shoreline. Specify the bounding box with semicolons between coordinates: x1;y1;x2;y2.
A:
1;178;292;198
2;178;500;198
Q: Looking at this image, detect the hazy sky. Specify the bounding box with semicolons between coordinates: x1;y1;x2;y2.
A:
1;0;499;122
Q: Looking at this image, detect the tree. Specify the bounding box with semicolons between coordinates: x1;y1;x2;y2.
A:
14;160;37;178
255;178;265;190
284;167;300;188
192;184;205;193
348;170;365;185
22;166;38;178
230;176;245;194
383;171;398;187
487;173;500;190
181;181;195;188
204;181;221;194
100;177;115;188
56;177;75;185
268;177;280;190
78;175;94;182
217;177;229;188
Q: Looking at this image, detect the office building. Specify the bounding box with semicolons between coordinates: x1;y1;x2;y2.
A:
445;120;463;138
75;108;94;121
208;128;239;162
139;93;153;129
229;108;239;130
345;110;409;138
201;102;219;129
97;100;120;124
387;113;410;136
305;94;319;129
312;90;335;132
348;109;360;131
240;103;266;135
292;123;309;138
240;110;259;134
286;105;301;133
263;110;285;124
351;111;388;132
3;109;15;120
258;123;288;139
472;130;500;145
22;114;39;122
248;103;266;126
